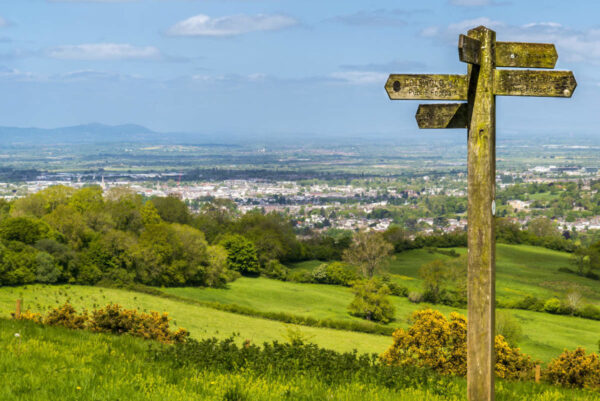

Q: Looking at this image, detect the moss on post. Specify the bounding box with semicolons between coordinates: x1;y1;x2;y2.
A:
466;25;496;401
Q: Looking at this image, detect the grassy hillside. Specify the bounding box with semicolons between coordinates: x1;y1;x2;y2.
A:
291;244;599;305
0;284;390;354
164;278;600;362
0;244;598;363
3;319;600;400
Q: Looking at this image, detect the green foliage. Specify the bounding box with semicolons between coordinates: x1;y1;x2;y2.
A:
496;311;523;347
0;187;238;288
220;234;260;276
343;231;394;278
230;211;301;264
4;318;599;401
0;216;50;245
34;252;61;283
150;196;191;224
262;259;289;281
544;298;563;314
311;262;358;286
418;257;466;306
348;279;395;323
154;335;454;394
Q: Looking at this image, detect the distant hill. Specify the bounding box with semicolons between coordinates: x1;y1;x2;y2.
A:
0;123;178;145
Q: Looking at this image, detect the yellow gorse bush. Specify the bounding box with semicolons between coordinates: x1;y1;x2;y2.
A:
380;309;537;379
545;348;600;389
17;302;189;344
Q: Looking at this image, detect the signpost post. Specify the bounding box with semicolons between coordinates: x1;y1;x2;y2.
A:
385;25;576;401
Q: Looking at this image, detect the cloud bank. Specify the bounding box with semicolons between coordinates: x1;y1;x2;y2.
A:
167;14;297;37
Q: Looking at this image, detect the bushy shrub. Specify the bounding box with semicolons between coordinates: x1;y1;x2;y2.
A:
220;234;260;276
546;348;600;389
577;304;600;320
18;302;188;344
43;302;88;329
543;298;563;314
348;279;395;323
408;291;423;303
262;259;289;280
311;262;358;286
152;336;453;394
89;304;189;344
380;309;537;379
511;295;544;312
380;274;408;297
287;270;313;283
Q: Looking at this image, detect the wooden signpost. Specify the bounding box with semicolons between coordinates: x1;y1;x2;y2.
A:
385;25;576;401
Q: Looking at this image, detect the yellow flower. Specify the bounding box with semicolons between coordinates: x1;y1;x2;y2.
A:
76;387;81;390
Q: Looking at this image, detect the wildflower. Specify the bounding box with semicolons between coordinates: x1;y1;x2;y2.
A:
76;386;81;390
14;333;20;338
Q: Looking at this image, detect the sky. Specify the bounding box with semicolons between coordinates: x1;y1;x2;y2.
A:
0;0;599;140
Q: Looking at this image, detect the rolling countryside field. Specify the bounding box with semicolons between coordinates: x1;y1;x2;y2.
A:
5;318;600;401
2;244;599;363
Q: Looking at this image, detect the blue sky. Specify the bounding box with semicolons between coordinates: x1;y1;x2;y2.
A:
0;0;599;140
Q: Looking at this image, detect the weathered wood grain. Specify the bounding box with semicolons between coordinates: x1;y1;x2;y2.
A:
466;26;496;401
385;74;468;100
415;103;468;128
459;34;481;65
494;70;576;97
496;42;557;69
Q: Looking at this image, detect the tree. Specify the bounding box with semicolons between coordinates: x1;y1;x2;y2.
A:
205;245;231;287
0;216;51;245
419;259;450;303
231;211;301;264
69;186;104;213
343;230;393;278
347;279;395;323
105;187;143;232
35;251;61;283
193;198;237;244
219;234;260;276
150;196;190;224
527;216;560;238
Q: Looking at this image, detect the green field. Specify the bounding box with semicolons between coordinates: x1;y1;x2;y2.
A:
1;244;598;364
4;318;599;401
291;244;599;305
163;277;600;362
0;284;391;354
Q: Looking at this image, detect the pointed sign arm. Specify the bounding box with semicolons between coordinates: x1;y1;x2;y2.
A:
494;70;576;97
415;103;468;129
459;36;557;69
385;74;468;100
496;42;558;69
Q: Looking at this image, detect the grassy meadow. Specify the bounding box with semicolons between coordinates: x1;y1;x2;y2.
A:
291;244;600;305
2;318;600;401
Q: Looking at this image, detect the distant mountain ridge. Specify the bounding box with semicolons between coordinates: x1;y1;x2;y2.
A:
0;123;169;144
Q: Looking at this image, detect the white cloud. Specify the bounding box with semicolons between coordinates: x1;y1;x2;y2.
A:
167;14;297;37
422;18;600;65
48;43;161;60
330;71;388;85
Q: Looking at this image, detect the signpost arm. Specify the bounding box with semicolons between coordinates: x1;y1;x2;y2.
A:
466;26;496;401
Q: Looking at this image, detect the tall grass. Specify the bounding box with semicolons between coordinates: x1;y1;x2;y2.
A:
2;319;599;401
